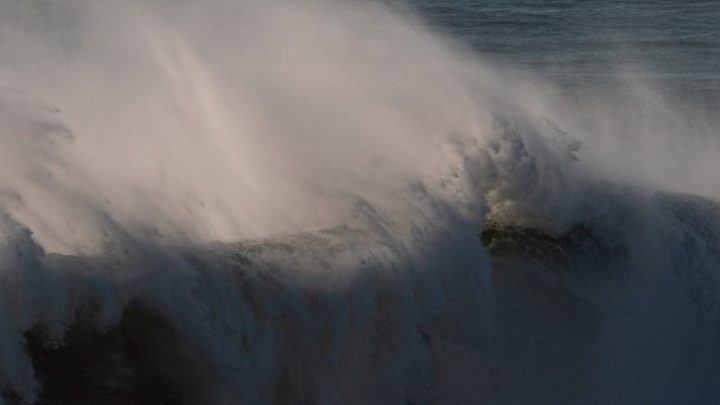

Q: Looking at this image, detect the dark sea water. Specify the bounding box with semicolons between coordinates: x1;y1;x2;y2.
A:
413;0;720;103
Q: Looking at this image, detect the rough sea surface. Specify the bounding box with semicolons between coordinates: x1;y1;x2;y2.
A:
416;0;720;97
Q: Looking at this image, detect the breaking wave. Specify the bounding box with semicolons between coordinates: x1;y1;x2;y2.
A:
1;1;720;403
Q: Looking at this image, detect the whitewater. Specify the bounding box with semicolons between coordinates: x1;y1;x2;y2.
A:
1;0;720;404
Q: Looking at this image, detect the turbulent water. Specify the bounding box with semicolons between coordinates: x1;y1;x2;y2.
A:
0;0;719;404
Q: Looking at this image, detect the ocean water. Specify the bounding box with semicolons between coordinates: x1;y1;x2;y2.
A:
415;0;720;97
0;1;719;404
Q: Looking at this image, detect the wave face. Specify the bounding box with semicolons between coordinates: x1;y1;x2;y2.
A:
1;1;720;404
